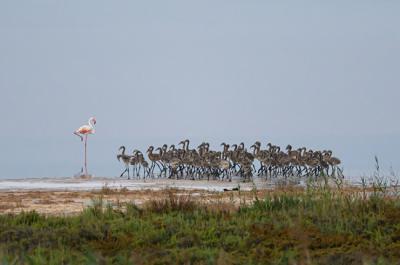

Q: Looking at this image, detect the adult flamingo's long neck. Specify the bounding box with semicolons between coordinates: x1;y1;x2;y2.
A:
88;118;96;133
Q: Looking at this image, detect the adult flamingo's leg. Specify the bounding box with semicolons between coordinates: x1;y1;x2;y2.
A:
84;134;88;176
74;131;83;141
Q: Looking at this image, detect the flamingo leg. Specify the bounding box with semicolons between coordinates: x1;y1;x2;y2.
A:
155;162;162;177
120;168;128;178
74;131;83;141
84;134;88;176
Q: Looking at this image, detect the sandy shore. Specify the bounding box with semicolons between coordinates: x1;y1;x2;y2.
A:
0;177;273;215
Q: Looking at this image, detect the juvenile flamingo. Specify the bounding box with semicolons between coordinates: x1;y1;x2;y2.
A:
73;117;96;176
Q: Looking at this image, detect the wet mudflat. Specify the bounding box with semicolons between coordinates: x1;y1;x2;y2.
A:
0;177;269;192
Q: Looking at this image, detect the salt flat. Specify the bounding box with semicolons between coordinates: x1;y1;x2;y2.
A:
0;177;271;192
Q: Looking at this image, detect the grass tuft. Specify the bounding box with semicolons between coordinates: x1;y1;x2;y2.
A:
144;189;198;213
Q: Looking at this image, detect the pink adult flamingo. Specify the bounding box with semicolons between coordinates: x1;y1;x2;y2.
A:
73;117;96;176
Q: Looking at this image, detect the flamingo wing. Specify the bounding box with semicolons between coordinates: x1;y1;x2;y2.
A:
76;125;93;135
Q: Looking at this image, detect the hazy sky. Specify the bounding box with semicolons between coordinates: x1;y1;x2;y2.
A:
1;1;399;178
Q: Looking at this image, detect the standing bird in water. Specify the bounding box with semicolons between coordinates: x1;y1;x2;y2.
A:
73;117;96;176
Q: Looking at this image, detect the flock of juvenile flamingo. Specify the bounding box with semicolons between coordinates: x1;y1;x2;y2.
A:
117;139;342;181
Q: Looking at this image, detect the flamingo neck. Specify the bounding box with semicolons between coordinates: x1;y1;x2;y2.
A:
88;119;95;128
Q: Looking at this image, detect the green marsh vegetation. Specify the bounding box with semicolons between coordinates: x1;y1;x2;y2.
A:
1;161;400;264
